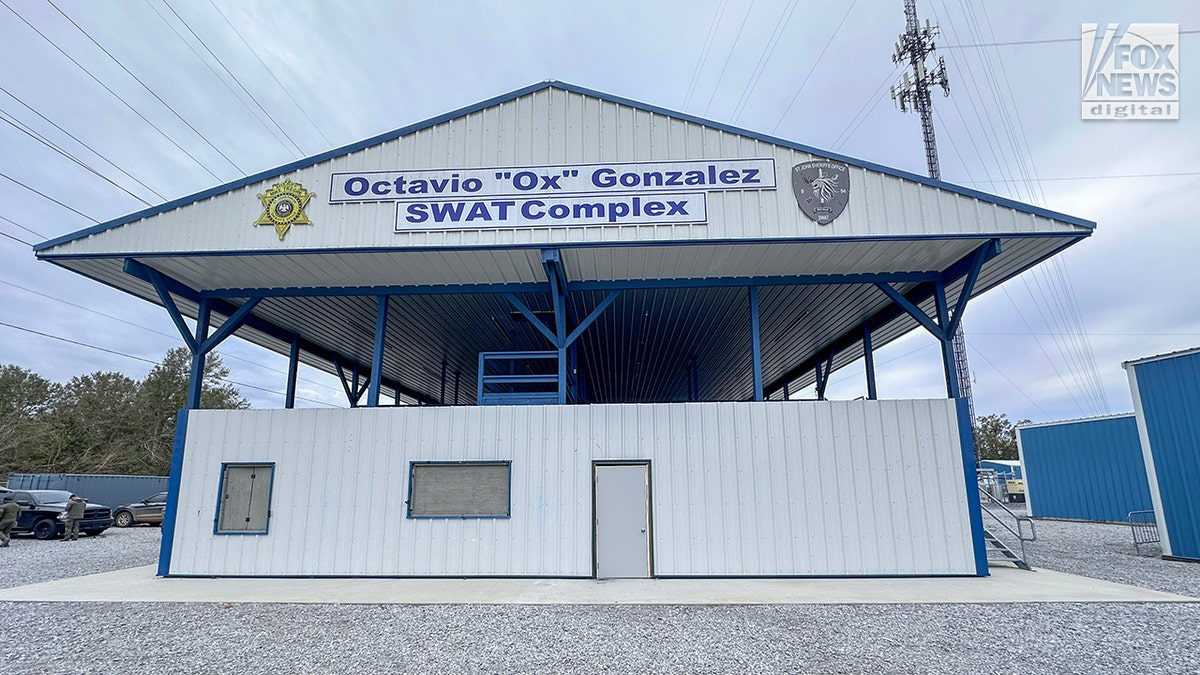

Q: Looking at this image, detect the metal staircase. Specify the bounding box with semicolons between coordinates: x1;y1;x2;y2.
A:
979;489;1037;570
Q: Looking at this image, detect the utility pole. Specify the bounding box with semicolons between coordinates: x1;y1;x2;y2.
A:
890;0;976;427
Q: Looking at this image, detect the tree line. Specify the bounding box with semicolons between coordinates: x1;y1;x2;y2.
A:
0;347;247;479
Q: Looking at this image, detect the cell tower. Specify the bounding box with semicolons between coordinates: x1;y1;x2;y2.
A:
890;0;976;424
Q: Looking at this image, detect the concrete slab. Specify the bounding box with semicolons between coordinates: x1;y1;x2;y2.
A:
0;564;1194;605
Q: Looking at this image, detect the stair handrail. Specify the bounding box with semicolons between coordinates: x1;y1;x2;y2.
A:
979;488;1037;565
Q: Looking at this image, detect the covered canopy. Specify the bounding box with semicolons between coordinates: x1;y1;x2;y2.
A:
35;82;1093;406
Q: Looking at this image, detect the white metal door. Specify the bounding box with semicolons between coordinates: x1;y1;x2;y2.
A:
594;462;651;578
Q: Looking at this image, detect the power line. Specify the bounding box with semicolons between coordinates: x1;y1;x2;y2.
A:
46;0;247;175
941;28;1199;50
0;168;97;222
0;230;33;247
0;83;167;203
771;0;858;133
961;171;1200;184
0;318;338;407
730;0;801;124
0;276;347;398
160;0;306;157
205;0;333;150
701;0;759;116
0;107;153;207
0;0;226;183
0;213;45;240
682;0;732;110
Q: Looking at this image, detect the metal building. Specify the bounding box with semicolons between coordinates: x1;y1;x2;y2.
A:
1015;415;1152;522
979;459;1022;480
1125;347;1200;562
32;82;1093;578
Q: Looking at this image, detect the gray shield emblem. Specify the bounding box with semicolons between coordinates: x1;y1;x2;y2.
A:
792;160;850;225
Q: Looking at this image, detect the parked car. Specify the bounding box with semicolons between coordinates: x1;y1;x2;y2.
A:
111;491;168;527
0;488;113;539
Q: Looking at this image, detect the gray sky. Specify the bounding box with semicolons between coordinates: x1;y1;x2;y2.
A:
0;1;1196;422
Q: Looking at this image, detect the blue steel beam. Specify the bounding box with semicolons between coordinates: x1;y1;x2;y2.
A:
285;334;300;409
875;283;945;340
128;259;436;406
367;295;388;407
504;293;558;345
128;259;198;353
935;281;960;399
764;240;1002;399
563;290;621;348
944;239;1000;338
863;323;877;400
749;286;763;401
186;300;210;410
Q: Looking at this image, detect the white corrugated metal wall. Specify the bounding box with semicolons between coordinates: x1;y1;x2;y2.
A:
166;399;977;577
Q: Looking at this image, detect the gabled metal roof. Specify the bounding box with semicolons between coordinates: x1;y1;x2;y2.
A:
35;81;1094;405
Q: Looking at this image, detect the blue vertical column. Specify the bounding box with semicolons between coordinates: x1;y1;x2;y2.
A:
367;295;388;407
863;323;877;400
186;300;211;410
934;282;960;399
749;286;763;401
285;334;300;409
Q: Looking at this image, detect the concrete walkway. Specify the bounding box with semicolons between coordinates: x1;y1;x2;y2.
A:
0;564;1194;605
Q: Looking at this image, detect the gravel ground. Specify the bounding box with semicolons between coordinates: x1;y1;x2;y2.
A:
1;521;1198;674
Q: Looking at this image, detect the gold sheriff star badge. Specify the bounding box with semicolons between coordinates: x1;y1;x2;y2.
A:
254;178;314;240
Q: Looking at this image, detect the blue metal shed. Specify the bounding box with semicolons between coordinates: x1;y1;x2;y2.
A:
1016;415;1151;522
1126;347;1200;562
979;460;1022;480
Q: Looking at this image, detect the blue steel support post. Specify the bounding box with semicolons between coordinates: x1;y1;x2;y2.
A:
367;295;388;407
542;249;569;404
934;281;961;399
439;360;447;405
186;300;211;410
749;286;763;401
863;323;877;400
156;408;189;577
957;397;990;575
285;334;300;409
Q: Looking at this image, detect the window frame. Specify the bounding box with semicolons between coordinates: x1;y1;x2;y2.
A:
406;460;512;520
213;462;276;536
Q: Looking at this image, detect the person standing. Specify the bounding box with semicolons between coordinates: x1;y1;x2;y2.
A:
0;495;20;547
62;494;86;541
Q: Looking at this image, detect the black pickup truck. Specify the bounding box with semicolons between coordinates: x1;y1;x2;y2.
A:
0;488;114;539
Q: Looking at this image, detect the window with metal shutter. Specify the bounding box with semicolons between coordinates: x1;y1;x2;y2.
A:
215;463;274;534
408;462;510;518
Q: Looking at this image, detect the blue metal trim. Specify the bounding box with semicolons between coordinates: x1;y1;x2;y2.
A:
368;295;388;407
934;282;960;399
875;282;944;339
749;286;763;401
285;335;299;409
156;408;188;577
212;462;276;536
863;323;877;400
203;281;549;299
34;81;1091;254
957;398;990;576
944;239;1000;338
504;293;558;345
564;290;621;348
572;271;941;293
406;460;512;519
43;231;1090;267
186;300;210;410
